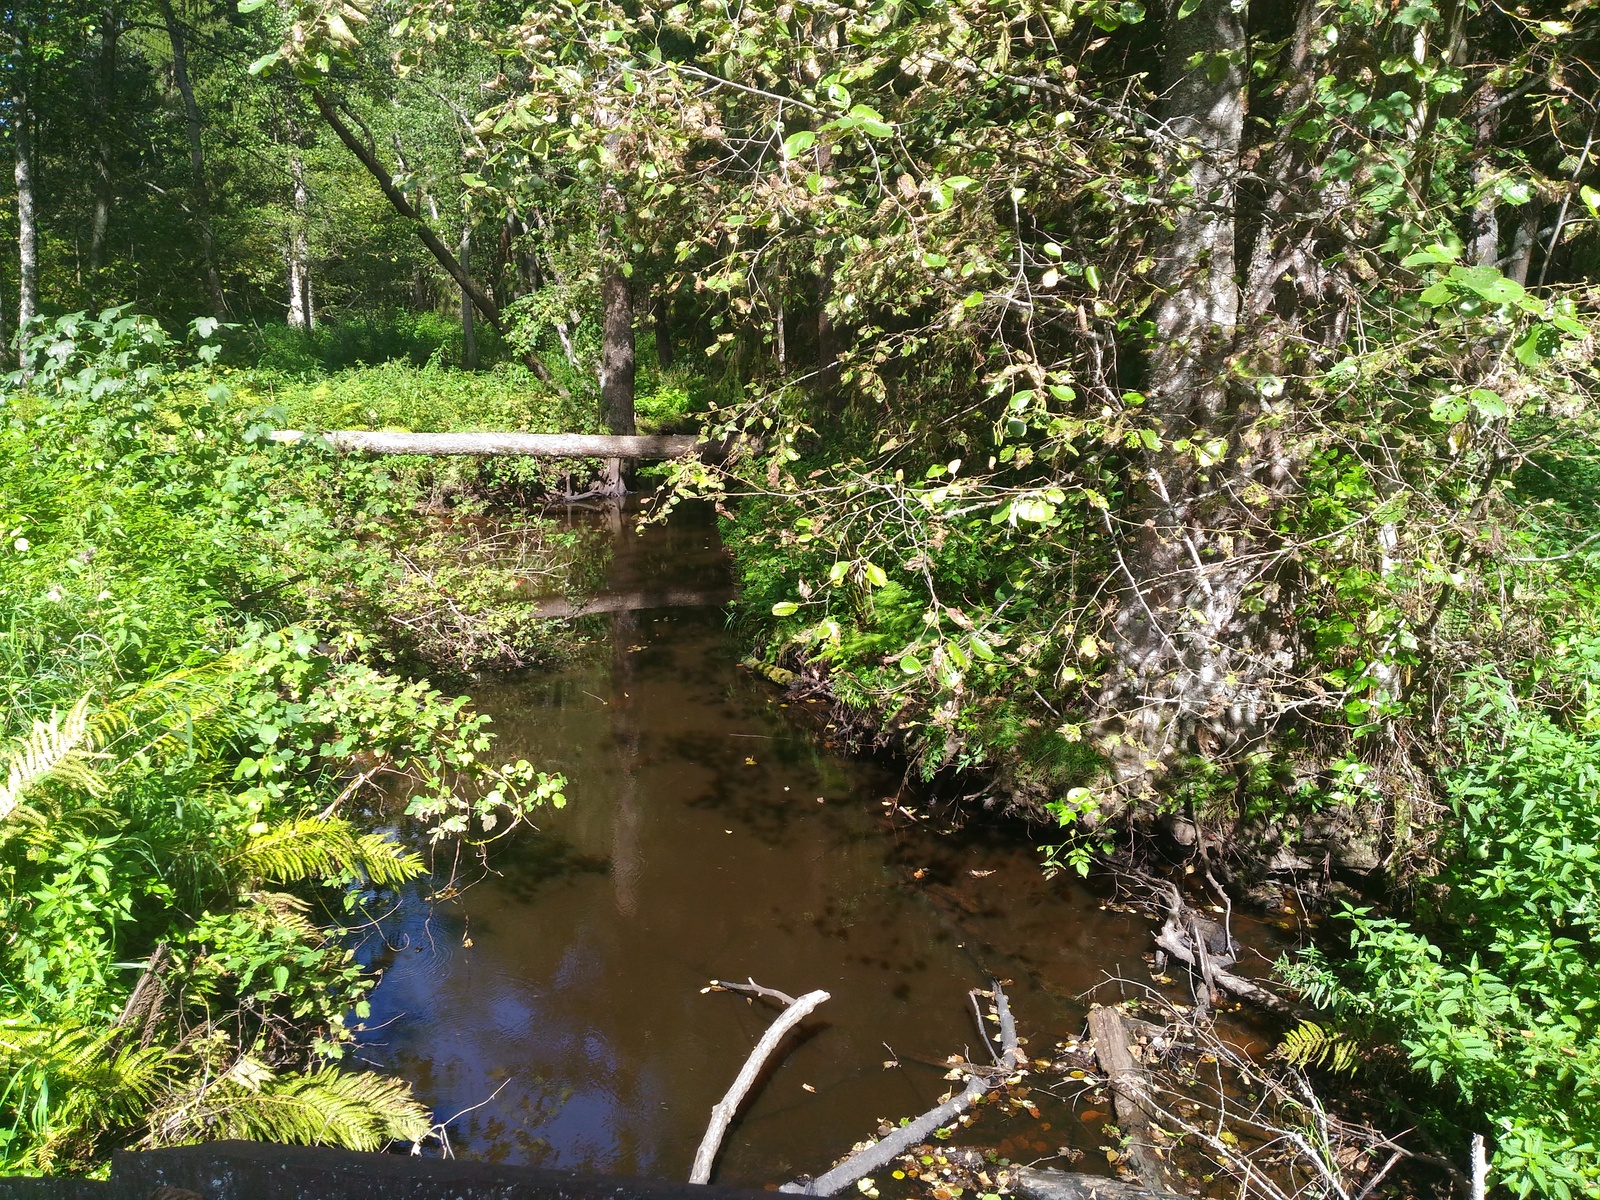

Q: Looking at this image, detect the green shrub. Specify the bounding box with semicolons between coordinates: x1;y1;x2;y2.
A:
0;309;568;1172
1283;666;1600;1199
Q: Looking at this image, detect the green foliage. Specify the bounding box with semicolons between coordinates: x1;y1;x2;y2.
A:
1281;668;1600;1197
1275;1021;1359;1075
0;311;571;1172
238;313;501;375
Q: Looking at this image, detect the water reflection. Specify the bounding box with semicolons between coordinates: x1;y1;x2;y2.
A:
358;503;1150;1185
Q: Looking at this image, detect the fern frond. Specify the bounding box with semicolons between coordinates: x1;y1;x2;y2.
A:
0;655;254;823
0;696;102;822
1276;1020;1360;1074
231;817;424;888
92;654;251;766
0;1020;180;1171
155;1066;431;1151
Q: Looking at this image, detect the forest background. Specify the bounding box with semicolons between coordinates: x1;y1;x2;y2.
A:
1;0;1599;1196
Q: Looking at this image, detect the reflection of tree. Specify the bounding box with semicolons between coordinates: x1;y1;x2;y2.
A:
607;500;643;917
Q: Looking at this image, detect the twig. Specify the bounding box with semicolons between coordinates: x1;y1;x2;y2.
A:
707;977;800;1007
690;986;830;1185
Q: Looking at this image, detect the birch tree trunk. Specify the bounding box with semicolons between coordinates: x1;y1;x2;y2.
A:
11;23;38;348
157;0;226;318
459;221;478;369
286;152;313;330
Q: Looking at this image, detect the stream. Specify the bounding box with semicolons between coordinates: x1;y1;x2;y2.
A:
356;504;1224;1186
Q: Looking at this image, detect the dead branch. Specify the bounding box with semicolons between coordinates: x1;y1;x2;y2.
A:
707;977;801;1007
691;985;831;1185
1150;881;1294;1014
780;981;1021;1197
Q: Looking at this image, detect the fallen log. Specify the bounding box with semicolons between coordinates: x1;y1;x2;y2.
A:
270;430;705;459
1014;1167;1185;1200
1087;1006;1166;1192
691;984;831;1186
523;587;734;617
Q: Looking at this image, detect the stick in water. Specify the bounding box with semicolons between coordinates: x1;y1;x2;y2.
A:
780;981;1021;1196
690;986;831;1185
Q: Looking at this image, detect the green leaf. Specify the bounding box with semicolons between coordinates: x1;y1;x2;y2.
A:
847;105;893;138
247;49;281;75
771;601;800;617
1402;243;1459;267
783;130;816;158
1469;388;1508;419
900;654;923;674
863;563;888;588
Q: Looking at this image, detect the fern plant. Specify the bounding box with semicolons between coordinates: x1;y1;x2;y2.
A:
1276;1021;1360;1075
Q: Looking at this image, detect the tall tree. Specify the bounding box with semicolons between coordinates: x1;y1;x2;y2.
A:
285;149;313;329
10;22;38;344
156;0;226;317
1095;0;1251;789
86;1;120;301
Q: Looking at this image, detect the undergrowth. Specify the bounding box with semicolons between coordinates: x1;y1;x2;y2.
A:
0;308;579;1172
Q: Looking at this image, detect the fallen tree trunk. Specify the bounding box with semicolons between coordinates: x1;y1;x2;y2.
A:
1015;1167;1185;1200
523;587;734;617
1087;1006;1166;1192
270;431;704;459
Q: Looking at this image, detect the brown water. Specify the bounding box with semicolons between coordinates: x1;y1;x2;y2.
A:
356;504;1164;1185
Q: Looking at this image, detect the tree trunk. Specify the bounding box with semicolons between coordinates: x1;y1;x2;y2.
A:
459;221;478;369
654;285;674;370
157;0;225;317
1466;87;1502;268
814;138;841;406
312;93;517;343
12;25;38;347
87;1;120;304
1504;199;1541;285
1095;0;1251;796
286;152;313;330
600;271;636;435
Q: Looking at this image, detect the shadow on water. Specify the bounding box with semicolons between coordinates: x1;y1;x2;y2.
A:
356;502;1163;1185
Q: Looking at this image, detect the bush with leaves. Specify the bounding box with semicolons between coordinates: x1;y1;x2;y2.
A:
0;309;568;1173
1281;664;1600;1198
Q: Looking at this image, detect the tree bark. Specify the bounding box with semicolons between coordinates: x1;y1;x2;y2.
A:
1095;0;1251;795
601;271;637;435
460;221;478;369
655;285;674;370
87;1;120;303
11;22;38;346
286;152;313;330
1466;87;1502;268
1504;199;1541;285
157;0;226;317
